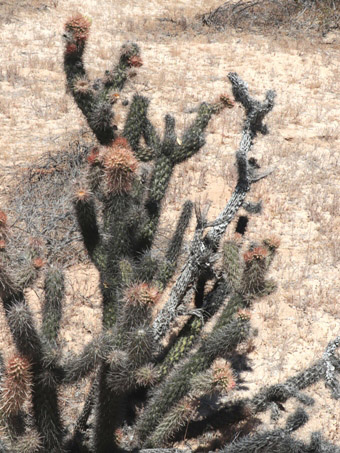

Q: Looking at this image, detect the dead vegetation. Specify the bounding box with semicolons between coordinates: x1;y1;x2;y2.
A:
0;0;58;25
199;0;340;35
2;131;94;268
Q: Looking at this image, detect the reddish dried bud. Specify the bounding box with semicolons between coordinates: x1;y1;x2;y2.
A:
124;282;159;307
244;246;268;263
65;14;91;42
87;146;101;166
0;239;5;250
115;428;124;443
263;235;281;250
128;55;143;67
220;94;235;108
252;246;268;259
113;136;129;148
243;250;253;262
33;257;44;269
108;92;120;104
65;43;78;55
0;210;7;228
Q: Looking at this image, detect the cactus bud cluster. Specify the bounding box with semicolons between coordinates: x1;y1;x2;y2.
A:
64;13;91;43
124;282;159;307
135;363;160;387
243;246;268;263
73;76;91;94
211;358;236;393
103;137;138;194
219;93;235;108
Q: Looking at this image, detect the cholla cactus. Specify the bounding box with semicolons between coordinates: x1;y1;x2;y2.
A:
0;12;339;453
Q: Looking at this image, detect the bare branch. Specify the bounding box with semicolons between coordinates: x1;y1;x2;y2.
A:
152;73;276;343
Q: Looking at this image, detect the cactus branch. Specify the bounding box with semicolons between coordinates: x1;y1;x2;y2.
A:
152;73;275;343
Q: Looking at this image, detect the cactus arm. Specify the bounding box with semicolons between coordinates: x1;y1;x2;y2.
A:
76;379;97;432
30;365;64;452
206;78;275;248
252;336;340;409
152;225;206;343
5;301;64;450
63;18;142;146
93;364;127;453
60;331;116;384
123;94;155;161
143;116;162;151
196;337;340;447
103;42;142;92
41;267;65;344
165;200;193;264
135;99;227;255
171;102;217;164
73;192;100;256
158;278;230;378
156;200;193;289
73;189;107;273
137;317;250;444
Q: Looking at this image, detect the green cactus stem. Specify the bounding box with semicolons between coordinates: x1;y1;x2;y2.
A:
42;267;65;344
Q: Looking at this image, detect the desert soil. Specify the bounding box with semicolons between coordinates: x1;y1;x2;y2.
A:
0;0;339;446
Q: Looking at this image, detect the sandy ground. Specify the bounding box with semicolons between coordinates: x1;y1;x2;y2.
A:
0;0;339;446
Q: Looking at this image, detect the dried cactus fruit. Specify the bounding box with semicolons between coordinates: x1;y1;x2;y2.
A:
103;139;138;194
32;257;44;270
73;77;91;94
65;13;91;42
124;282;159;307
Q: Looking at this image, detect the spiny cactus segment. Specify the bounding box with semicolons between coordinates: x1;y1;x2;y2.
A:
0;355;32;417
102;137;139;194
